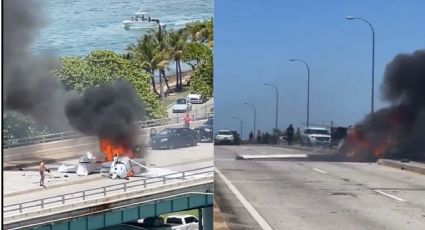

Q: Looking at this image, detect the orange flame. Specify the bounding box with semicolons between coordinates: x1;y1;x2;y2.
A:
99;139;135;162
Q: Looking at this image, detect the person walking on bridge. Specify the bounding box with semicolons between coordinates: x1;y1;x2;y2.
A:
183;112;192;128
39;160;50;189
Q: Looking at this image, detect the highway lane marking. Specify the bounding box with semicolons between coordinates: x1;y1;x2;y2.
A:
215;168;273;230
373;190;406;202
238;154;307;159
312;168;328;174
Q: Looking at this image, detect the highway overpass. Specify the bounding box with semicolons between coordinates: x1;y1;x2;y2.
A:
4;167;213;230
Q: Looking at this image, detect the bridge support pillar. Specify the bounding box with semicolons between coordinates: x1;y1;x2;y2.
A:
202;206;213;230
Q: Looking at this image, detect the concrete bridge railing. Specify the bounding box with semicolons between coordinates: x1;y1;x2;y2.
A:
3;166;214;218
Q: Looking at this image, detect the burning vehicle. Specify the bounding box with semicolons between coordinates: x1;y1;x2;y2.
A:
337;50;425;162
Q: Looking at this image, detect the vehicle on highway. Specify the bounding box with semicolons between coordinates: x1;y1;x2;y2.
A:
230;131;241;145
150;128;198;149
172;98;192;113
186;93;204;104
165;215;199;230
214;130;235;145
300;127;331;146
194;118;214;142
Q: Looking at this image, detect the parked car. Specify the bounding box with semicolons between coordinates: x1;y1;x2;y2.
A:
165;215;199;230
186;93;204;104
300;127;331;146
195;125;213;142
150;128;198;149
195;118;214;142
214;130;235;145
172;98;192;113
204;117;213;126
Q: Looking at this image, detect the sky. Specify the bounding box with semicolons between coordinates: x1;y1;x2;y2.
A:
214;0;425;139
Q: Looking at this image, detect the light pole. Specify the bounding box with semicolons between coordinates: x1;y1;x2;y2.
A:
150;18;164;106
232;116;243;140
243;102;256;140
264;83;279;131
346;16;375;118
289;58;310;128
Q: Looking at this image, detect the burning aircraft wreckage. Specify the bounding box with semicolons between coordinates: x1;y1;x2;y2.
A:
3;0;181;180
338;49;425;162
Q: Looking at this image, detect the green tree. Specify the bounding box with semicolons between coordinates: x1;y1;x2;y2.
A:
3;113;52;145
58;50;165;118
166;30;187;91
181;19;214;99
127;35;164;97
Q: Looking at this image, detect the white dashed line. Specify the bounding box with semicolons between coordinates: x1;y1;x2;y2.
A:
373;190;406;202
215;168;273;230
238;154;307;159
312;168;328;174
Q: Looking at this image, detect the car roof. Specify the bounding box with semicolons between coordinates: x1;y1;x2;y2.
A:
163;128;187;131
167;215;196;218
305;127;328;130
218;129;231;132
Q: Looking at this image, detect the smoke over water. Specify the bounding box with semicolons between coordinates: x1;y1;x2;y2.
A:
3;0;70;130
65;79;145;147
360;50;425;159
4;0;147;149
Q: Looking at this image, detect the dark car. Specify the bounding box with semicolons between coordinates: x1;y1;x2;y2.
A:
204;117;213;126
195;124;214;142
230;131;241;145
195;117;214;142
150;128;198;150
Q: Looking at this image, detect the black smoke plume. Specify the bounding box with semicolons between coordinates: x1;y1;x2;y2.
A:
65;79;145;147
360;50;425;159
3;0;71;130
3;0;147;150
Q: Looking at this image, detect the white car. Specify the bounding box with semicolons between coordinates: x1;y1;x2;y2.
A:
165;215;199;230
186;93;204;104
172;98;192;113
214;130;234;145
300;127;331;146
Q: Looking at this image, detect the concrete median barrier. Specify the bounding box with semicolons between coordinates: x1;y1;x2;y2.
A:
377;159;425;175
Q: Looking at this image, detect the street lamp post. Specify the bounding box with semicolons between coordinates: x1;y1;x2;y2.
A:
150;18;164;106
243;102;256;140
346;16;375;118
264;83;279;131
289;59;310;128
232;116;243;140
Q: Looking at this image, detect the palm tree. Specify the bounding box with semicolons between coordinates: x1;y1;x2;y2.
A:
158;60;170;93
127;35;162;97
166;30;186;91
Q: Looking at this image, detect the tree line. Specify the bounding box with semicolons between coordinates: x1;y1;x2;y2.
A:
3;19;214;142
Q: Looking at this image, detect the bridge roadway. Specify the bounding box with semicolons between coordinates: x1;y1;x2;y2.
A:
215;145;425;230
3;119;209;169
3;121;213;229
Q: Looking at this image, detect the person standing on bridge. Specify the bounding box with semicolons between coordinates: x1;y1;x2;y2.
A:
39;160;50;189
286;124;295;145
183;112;192;128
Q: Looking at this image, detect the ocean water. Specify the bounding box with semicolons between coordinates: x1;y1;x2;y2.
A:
34;0;213;57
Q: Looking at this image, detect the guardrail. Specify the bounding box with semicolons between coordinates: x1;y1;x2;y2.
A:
3;110;213;149
3;166;214;216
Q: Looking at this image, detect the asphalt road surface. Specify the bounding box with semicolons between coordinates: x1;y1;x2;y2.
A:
3;120;209;169
215;145;425;230
4;142;213;212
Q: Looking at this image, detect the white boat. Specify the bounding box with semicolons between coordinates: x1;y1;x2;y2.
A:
122;7;158;29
